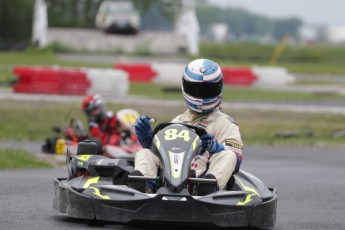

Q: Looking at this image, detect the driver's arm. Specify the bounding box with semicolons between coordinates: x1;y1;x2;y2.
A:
213;121;243;173
216;123;243;157
89;121;101;138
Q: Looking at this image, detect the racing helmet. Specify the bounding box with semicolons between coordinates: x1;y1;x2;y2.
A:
182;59;223;113
81;94;106;122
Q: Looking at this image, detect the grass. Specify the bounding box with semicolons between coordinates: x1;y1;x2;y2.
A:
0;148;51;169
200;42;345;62
129;83;345;102
0;100;184;141
293;80;337;86
198;42;345;75
232;110;345;146
275;62;345;75
0;100;345;146
0;101;87;141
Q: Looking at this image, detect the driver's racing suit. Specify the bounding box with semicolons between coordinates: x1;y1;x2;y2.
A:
134;108;243;190
89;111;122;146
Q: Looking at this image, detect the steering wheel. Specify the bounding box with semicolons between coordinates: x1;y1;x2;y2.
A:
152;122;207;138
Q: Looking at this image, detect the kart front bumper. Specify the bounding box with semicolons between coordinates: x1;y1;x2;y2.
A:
53;178;277;227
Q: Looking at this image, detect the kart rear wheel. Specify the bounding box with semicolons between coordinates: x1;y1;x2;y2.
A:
42;137;59;154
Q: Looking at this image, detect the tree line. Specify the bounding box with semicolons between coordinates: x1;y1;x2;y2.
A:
0;0;35;42
0;0;302;44
196;4;302;41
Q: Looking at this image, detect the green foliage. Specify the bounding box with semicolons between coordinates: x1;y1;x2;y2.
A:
40;42;75;53
44;0;302;39
24;42;75;54
131;0;154;16
46;0;103;28
199;43;345;64
159;0;182;22
0;148;51;169
0;0;35;42
46;0;175;30
196;4;302;40
139;0;173;30
273;18;302;41
200;42;274;61
133;43;151;56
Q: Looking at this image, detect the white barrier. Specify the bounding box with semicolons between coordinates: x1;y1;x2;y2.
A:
152;62;185;84
84;68;129;97
252;66;295;87
152;63;295;87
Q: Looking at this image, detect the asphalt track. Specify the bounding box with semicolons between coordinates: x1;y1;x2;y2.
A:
1;145;344;230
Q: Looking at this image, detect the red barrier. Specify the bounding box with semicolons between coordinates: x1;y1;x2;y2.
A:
221;67;257;86
13;67;61;94
13;67;90;95
114;63;157;82
60;69;90;95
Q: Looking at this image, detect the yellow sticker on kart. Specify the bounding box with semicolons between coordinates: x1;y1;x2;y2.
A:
55;139;66;155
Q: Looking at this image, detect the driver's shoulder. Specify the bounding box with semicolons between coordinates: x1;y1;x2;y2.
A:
212;110;239;127
171;110;189;123
171;114;183;123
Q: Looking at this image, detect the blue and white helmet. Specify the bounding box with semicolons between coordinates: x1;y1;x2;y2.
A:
182;59;223;113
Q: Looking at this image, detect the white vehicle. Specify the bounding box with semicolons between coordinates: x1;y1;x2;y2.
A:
95;0;140;34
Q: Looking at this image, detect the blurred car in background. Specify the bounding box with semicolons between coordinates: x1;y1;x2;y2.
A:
95;0;141;34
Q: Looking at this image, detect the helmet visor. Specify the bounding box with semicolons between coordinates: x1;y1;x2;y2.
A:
182;78;223;99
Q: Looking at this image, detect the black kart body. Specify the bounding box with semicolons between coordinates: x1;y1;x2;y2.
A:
42;118;89;154
54;123;277;227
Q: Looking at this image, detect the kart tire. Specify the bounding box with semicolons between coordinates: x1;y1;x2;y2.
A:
43;137;58;154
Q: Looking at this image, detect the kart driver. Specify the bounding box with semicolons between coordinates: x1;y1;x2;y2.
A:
132;59;244;195
82;94;125;146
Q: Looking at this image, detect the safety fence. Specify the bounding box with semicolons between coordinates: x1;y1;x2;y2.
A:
114;63;294;86
13;64;294;95
13;66;129;96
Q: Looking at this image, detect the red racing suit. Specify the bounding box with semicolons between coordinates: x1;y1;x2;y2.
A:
88;111;122;146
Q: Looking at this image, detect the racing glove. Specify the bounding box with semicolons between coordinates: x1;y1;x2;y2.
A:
135;115;153;149
200;134;225;156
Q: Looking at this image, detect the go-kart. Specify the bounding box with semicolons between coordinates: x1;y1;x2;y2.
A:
53;123;277;227
43;109;141;158
42;118;90;155
103;109;142;159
